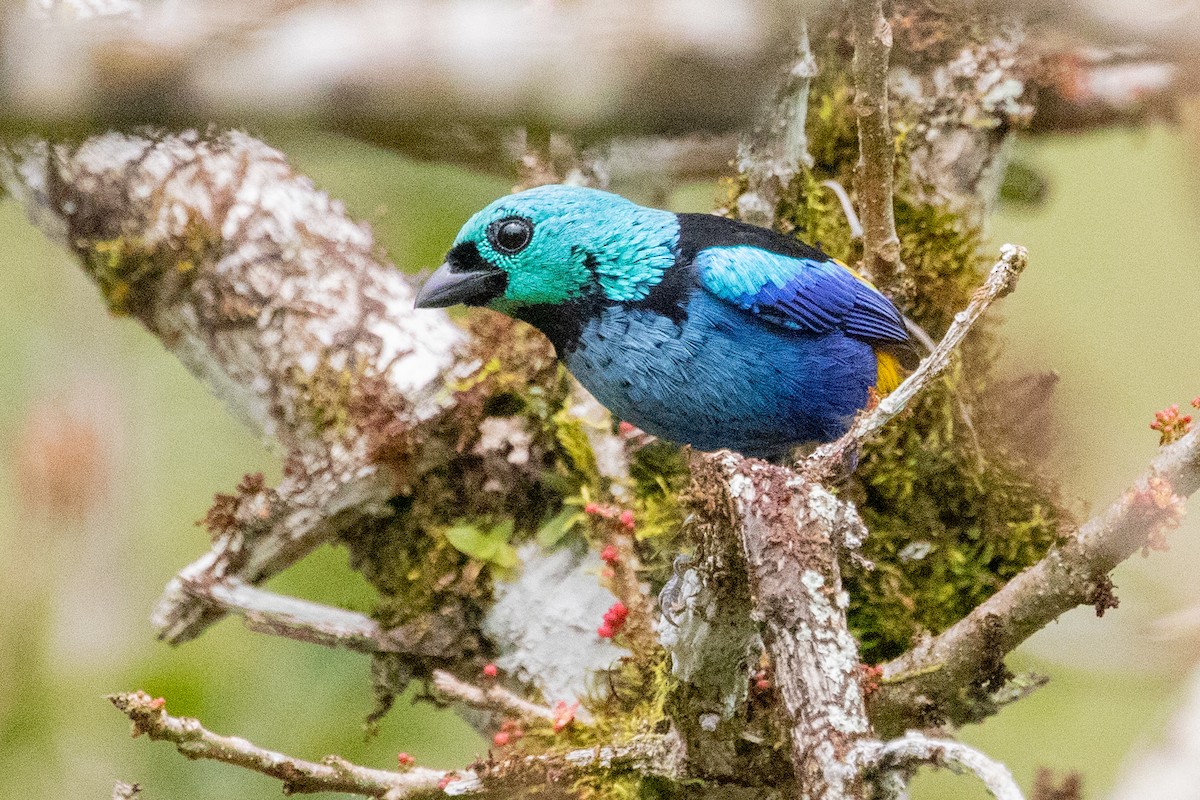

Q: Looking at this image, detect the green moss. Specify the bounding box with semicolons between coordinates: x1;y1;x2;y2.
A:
726;47;1070;665
76;214;218;316
291;354;369;436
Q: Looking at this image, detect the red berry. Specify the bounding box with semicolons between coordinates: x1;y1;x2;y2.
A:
619;510;635;530
493;731;510;746
618;421;636;435
597;623;615;638
584;502;602;515
600;544;620;564
397;752;415;767
482;663;498;678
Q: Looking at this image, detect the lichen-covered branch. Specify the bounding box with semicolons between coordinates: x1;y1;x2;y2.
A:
110;691;681;798
4;0;793;139
857;732;1024;800
807;244;1028;480
189;578;465;659
850;0;903;290
0;130;466;644
736;19;818;227
872;426;1199;732
702;454;873;800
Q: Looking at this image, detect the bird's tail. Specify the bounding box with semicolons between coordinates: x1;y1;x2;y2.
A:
875;350;904;395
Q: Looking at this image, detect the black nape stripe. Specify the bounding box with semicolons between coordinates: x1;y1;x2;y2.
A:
675;212;832;264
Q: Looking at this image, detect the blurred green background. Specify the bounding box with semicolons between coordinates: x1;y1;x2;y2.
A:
0;126;1197;799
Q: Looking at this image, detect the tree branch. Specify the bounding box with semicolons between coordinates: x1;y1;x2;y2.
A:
872;425;1199;732
850;0;903;290
4;0;794;139
703;454;874;800
188;577;465;659
806;244;1028;480
858;732;1024;800
736;19;818;228
431;670;559;724
109;691;681;798
110;691;453;798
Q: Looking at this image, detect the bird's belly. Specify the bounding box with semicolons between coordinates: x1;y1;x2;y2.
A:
563;299;877;458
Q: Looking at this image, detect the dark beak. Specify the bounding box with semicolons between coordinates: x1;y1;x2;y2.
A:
414;261;508;309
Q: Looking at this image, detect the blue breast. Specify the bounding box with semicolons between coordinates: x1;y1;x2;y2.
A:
564;292;877;459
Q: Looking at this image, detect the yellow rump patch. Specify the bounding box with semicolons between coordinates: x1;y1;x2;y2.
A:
875;350;903;395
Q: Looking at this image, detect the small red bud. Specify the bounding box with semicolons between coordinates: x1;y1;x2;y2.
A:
599;601;628;637
600;544;620;564
754;678;772;691
618;421;636;435
552;700;579;733
397;753;415;767
619;510;636;530
584;502;601;515
482;663;498;678
437;774;455;790
493;731;510;747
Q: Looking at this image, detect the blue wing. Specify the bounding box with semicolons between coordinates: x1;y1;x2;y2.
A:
694;245;914;358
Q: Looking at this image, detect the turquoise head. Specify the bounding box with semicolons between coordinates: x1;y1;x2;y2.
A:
414;185;680;311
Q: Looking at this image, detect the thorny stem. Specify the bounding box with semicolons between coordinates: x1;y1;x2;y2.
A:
806;245;1028;480
851;0;905;293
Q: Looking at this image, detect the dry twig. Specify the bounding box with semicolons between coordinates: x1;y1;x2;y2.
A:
806;244;1028;479
850;0;904;290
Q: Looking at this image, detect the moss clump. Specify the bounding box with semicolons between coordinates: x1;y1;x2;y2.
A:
722;45;1069;665
292;354;371;437
76;213;219;317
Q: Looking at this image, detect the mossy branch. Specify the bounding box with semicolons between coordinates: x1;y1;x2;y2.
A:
872;426;1199;732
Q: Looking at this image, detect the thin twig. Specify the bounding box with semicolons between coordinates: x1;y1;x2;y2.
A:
851;0;904;290
859;732;1024;800
109;692;681;798
872;425;1199;732
184;577;467;659
431;670;559;724
806;244;1028;479
109;691;453;798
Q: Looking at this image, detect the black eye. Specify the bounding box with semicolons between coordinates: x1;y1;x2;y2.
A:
488;216;534;255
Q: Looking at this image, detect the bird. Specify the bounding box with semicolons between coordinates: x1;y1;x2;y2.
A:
414;185;917;460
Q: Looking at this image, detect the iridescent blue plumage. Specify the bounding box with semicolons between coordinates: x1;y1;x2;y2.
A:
415;185;917;459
